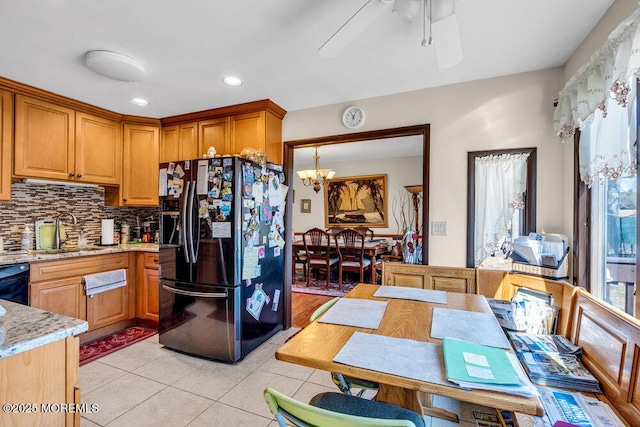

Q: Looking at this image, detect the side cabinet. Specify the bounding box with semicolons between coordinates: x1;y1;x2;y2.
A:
0;88;12;201
30;253;133;331
136;252;159;322
381;263;476;293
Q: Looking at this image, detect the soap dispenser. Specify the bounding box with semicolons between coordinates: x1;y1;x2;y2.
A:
77;229;87;247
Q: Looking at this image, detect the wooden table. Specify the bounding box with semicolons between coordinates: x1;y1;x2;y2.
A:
292;240;388;283
276;283;544;422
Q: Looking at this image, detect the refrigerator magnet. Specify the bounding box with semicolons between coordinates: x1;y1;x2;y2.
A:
167;162;175;175
175;163;186;178
272;289;281;311
258;246;265;259
246;288;267;321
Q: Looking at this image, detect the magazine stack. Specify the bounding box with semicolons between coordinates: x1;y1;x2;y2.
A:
507;332;601;393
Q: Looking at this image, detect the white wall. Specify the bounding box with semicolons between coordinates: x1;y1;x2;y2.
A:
293;156;423;237
283;68;565;267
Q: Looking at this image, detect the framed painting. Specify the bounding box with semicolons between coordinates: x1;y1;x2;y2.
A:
300;199;311;213
324;174;387;228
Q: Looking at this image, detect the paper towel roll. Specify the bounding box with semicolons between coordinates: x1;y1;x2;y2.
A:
101;219;114;245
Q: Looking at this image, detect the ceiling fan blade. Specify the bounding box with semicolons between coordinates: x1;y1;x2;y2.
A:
432;13;463;69
318;0;393;58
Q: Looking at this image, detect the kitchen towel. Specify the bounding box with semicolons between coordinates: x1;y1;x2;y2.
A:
83;269;126;297
101;219;114;245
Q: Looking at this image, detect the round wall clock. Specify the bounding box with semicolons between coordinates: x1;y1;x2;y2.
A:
342;106;365;129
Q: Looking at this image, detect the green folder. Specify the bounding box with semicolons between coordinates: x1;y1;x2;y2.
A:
442;337;521;386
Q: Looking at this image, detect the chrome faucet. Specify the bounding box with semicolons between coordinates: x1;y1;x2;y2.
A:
54;212;77;249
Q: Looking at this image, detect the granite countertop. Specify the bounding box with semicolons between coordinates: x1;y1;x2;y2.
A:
0;299;88;359
0;243;159;266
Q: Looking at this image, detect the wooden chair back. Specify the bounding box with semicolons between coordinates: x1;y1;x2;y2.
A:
303;228;330;262
336;228;366;264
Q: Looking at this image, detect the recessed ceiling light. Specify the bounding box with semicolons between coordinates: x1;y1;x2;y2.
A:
222;76;242;87
85;50;146;82
130;97;149;107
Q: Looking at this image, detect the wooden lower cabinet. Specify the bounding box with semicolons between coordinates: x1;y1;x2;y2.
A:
29;253;133;332
136;252;159;322
381;263;476;293
0;336;81;427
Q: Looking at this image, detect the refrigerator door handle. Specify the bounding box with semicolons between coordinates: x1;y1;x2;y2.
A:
182;181;192;264
188;179;197;263
162;284;227;299
192;181;201;262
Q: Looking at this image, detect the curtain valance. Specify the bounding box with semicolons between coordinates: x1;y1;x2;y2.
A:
554;8;640;140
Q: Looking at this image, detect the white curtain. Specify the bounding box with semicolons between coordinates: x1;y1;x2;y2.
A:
474;153;530;266
555;8;640;186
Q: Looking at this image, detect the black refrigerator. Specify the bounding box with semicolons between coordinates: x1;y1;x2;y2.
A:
158;156;286;362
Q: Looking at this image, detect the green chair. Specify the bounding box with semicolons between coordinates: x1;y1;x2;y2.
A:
264;387;424;427
309;297;380;397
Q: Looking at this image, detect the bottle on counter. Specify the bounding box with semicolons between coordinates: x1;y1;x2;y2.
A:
21;224;33;251
114;222;121;245
120;224;129;245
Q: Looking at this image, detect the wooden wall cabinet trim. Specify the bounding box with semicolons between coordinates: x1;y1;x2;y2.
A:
381;263;476;294
0;88;12;201
121;124;159;206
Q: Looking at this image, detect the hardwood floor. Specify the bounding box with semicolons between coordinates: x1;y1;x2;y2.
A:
291;292;334;328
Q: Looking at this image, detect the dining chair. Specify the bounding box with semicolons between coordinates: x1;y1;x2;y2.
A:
354;226;375;242
293;249;308;280
309;296;380;398
303;227;339;288
335;228;371;289
264;387;424;427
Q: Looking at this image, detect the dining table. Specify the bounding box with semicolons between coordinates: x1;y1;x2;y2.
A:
291;239;389;283
275;283;544;422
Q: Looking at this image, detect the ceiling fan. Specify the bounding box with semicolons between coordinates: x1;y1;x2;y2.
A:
318;0;463;69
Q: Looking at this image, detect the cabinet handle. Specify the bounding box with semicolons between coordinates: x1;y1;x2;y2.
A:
69;173;75;177
123;198;128;203
77;174;82;178
153;258;158;264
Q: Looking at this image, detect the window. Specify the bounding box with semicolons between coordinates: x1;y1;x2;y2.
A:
467;148;537;267
575;80;638;318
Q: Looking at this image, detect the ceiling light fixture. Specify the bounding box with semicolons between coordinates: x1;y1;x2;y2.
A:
392;0;420;23
130;97;149;107
296;147;335;193
84;50;146;82
222;76;243;86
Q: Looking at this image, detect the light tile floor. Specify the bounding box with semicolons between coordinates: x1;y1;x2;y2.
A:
79;329;501;426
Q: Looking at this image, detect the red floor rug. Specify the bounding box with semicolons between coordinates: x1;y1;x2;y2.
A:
79;327;157;366
292;271;358;297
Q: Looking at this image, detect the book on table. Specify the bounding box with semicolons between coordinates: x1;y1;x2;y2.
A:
442;337;537;396
508;332;582;355
518;351;601;393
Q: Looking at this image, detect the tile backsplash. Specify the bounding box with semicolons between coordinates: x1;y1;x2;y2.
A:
0;182;157;251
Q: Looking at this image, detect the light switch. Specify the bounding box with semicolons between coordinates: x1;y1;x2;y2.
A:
431;221;447;236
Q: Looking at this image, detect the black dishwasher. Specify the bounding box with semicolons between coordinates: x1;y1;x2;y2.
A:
0;264;29;305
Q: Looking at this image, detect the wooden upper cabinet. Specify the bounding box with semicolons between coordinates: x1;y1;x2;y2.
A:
199;117;230;158
14;95;75;181
122;124;159;206
75;112;122;185
230;111;265;155
0;89;12;201
161;122;198;162
160;125;180;163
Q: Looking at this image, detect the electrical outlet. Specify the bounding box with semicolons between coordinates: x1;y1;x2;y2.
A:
431;221;447;236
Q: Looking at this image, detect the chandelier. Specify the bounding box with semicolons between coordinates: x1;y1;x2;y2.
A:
296;147;335;193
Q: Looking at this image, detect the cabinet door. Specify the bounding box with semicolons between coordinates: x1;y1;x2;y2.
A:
30;277;87;320
0;89;12;201
179;122;198;160
229;111;265;155
160;125;180;163
381;263;430;289
87;285;129;330
75;112;122;185
199;117;229;157
122;124;159;206
14;95;75;180
141;268;159;321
